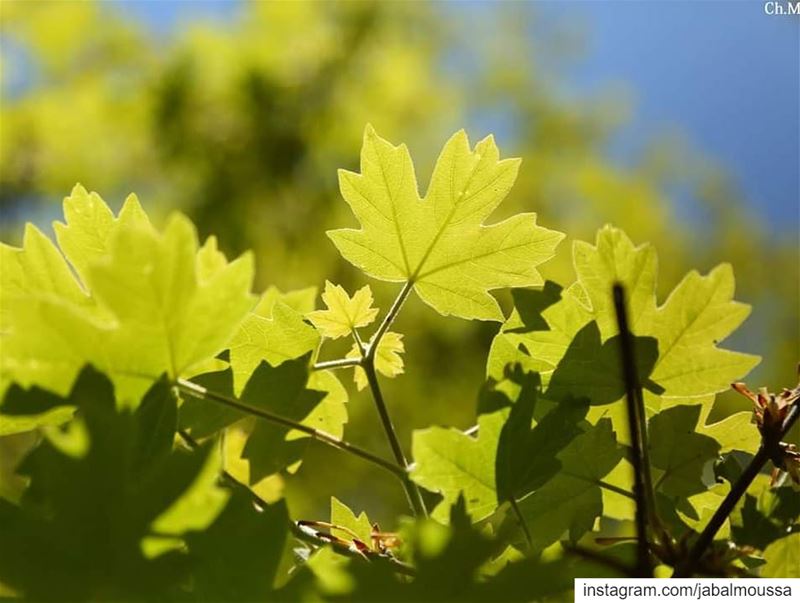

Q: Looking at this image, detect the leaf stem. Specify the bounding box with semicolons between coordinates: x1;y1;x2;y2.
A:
352;328;366;354
673;395;800;577
366;280;413;361
175;378;406;479
509;496;533;549
595;479;636;501
612;283;653;578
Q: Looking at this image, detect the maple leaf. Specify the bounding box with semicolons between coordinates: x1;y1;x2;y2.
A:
648;405;721;497
411;412;504;522
304;497;375;595
329;125;564;321
329;496;374;544
347;331;405;390
0;367;210;600
307;281;379;339
0;185;256;412
228;286;320;396
489;226;759;436
760;533;800;577
516;419;624;552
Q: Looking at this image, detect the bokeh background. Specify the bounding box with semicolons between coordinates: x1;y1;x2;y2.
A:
1;0;798;524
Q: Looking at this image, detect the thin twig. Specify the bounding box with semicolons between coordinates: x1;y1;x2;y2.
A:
612;283;653;577
363;361;428;517
673;398;800;577
562;544;638;578
175;378;405;479
312;357;362;371
357;282;427;517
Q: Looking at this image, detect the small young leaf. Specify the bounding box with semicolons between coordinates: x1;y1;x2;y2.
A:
330;496;373;544
347;331;405;390
307;281;379;339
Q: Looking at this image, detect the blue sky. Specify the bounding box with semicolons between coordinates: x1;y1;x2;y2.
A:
117;0;798;233
544;0;799;232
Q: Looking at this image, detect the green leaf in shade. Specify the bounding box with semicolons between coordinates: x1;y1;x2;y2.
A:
517;419;624;552
412;366;588;524
222;427;285;504
760;533;800;577
0;185;256;414
329;125;564;321
241;357;347;481
177;367;241;439
495;376;588;503
0;366;208;601
178;356;348;484
185;492;292;601
648;405;721;498
731;475;800;551
0;381;75;435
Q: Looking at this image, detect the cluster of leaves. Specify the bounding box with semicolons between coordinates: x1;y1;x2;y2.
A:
0;127;797;601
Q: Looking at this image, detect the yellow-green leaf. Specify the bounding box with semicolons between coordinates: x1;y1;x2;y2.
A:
329;125;564;321
307;281;379;339
228;297;319;396
347;331;405;391
1;186;256;410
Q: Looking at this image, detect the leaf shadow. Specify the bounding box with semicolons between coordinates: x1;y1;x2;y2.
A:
544;321;664;405
506;281;563;334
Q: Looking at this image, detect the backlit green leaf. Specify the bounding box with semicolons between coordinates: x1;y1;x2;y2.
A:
307;281;379;339
0;186;256;412
348;331;405;391
411;412;504;522
329;125;564;321
228;291;319;396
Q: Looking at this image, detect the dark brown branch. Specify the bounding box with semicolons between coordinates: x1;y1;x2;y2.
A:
673;396;800;577
612;283;653;577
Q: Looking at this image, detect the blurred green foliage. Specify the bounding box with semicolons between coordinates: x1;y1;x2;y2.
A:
1;0;796;525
